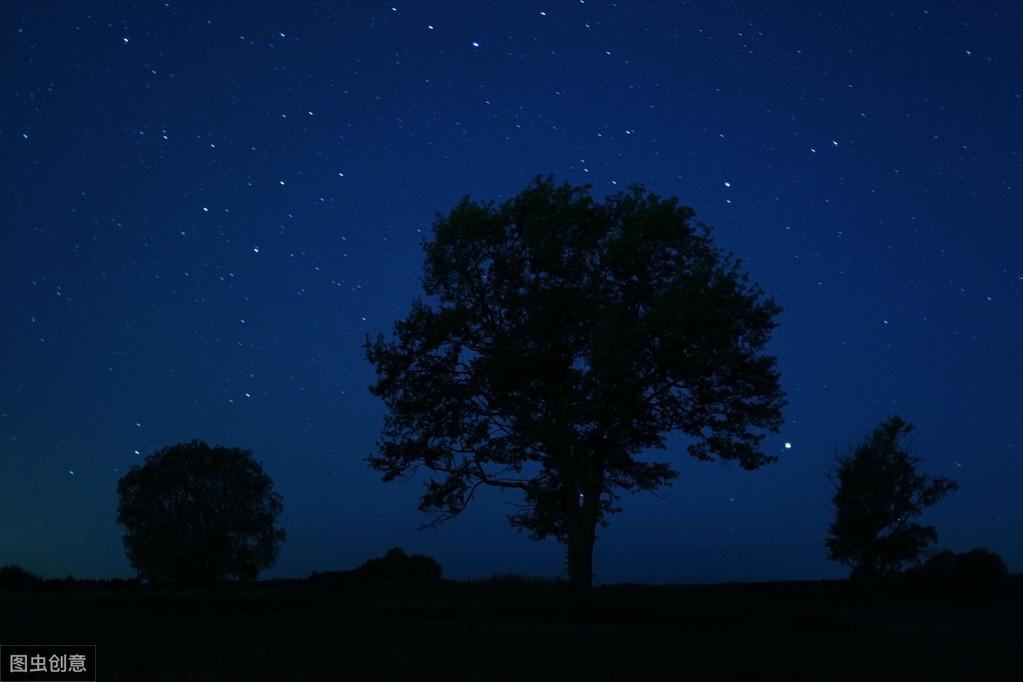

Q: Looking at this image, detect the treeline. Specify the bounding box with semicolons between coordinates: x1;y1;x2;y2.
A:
3;546;1017;606
0;546;442;591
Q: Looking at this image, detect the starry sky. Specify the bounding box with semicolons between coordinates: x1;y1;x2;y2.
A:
3;1;1021;584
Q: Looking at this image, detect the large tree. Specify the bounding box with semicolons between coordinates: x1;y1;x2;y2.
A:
366;177;786;592
116;439;286;586
826;416;957;580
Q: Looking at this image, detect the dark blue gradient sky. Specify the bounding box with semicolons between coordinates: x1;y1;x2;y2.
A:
3;1;1021;583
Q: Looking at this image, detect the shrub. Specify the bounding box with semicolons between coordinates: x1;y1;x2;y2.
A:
905;548;1010;601
0;565;44;589
354;548;442;585
955;548;1008;581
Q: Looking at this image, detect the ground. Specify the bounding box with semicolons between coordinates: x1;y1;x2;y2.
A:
1;577;1020;681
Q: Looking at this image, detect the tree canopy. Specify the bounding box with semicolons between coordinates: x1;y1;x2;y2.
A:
826;416;957;579
366;177;786;591
116;439;286;586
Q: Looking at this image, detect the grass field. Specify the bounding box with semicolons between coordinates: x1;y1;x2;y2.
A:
1;577;1020;681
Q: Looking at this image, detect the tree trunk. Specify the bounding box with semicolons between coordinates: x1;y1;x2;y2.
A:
565;486;598;595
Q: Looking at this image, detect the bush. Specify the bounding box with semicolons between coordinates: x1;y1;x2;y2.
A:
354;548;442;585
905;548;1010;601
0;565;44;589
955;548;1009;581
920;550;958;576
307;569;356;589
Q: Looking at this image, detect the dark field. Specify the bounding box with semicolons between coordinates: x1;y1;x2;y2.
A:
2;577;1021;681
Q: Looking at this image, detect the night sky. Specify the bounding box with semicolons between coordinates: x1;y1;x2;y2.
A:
3;1;1021;584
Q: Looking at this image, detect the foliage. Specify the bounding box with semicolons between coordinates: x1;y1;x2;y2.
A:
953;547;1009;580
920;549;959;576
0;564;44;589
904;548;1010;601
308;548;442;589
826;416;957;579
116;439;286;586
354;547;443;584
366;176;786;590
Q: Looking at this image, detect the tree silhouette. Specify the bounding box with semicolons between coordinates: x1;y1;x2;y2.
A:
826;416;957;580
365;177;786;592
116;439;286;586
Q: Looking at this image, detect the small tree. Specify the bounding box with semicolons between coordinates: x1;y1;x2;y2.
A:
116;439;286;586
826;416;957;579
366;177;786;593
